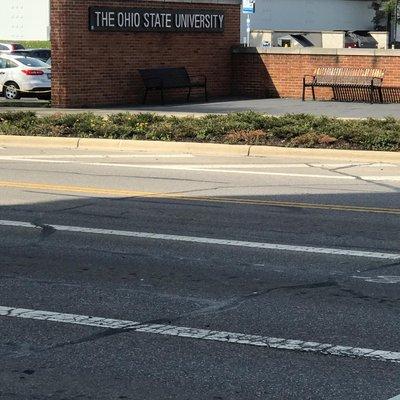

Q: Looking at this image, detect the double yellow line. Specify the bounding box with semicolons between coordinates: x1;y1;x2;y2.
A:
1;180;399;215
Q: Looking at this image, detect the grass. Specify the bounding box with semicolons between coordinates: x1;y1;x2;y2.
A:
0;100;50;108
0;40;51;49
0;111;399;151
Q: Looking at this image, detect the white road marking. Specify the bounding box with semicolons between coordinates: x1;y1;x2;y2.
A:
83;163;358;179
0;156;396;168
352;276;400;284
388;394;400;400
360;176;400;182
0;219;399;260
1;305;399;364
1;157;399;181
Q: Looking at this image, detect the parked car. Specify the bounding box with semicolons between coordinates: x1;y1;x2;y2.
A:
9;48;51;63
345;31;377;49
0;54;51;100
0;43;25;53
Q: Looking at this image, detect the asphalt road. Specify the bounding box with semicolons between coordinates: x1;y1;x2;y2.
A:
0;146;399;400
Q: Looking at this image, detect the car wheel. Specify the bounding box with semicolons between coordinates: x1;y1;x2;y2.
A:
3;82;21;100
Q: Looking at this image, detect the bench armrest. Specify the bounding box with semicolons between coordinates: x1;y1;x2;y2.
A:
189;74;207;84
372;77;383;86
303;74;315;83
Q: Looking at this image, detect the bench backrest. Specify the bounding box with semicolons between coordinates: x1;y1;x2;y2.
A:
313;67;384;85
139;67;190;88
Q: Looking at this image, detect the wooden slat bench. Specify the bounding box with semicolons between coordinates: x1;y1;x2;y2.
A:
138;67;207;104
302;67;385;104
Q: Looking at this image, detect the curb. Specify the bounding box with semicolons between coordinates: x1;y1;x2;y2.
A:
248;145;400;162
0;135;399;162
78;138;250;156
0;135;80;149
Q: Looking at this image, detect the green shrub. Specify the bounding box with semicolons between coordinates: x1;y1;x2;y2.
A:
0;111;399;151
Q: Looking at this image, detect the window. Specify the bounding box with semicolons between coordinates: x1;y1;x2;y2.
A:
6;60;17;68
17;57;49;68
12;44;24;50
0;44;9;51
0;58;6;69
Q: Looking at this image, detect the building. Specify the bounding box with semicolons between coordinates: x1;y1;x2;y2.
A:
0;0;50;41
242;0;375;40
1;0;376;42
0;0;393;44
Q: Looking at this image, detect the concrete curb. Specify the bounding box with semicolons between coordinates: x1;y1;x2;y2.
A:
0;135;80;149
248;145;400;162
0;135;399;162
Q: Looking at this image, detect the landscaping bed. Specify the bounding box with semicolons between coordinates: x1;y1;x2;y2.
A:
0;111;399;151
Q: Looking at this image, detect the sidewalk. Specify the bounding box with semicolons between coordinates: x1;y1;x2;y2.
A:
1;98;400;119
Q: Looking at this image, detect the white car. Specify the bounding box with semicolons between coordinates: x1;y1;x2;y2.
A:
0;43;25;53
0;54;51;100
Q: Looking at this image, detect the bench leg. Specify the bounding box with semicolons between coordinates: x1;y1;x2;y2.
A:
204;85;208;102
187;87;191;102
378;87;383;104
302;79;306;101
311;85;316;101
143;88;148;105
370;85;374;104
161;88;165;105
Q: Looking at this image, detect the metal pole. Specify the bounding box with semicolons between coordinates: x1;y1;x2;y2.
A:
246;14;251;47
396;0;399;47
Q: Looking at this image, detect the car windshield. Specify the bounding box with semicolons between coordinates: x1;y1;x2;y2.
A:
16;57;49;68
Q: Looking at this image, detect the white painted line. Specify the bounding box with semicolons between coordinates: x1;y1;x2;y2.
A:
84;163;357;180
388;394;400;400
1;305;399;364
0;219;399;260
1;157;399;181
312;163;397;168
352;276;400;284
360;176;400;182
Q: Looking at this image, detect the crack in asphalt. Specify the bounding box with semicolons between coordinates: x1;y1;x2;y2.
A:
308;163;400;192
146;280;339;325
31;221;56;240
337;286;400;305
1;276;399;361
360;260;400;273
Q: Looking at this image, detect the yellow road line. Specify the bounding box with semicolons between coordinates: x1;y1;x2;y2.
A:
0;180;155;197
0;180;399;215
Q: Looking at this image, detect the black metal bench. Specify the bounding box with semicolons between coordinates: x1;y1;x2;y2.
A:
302;67;385;104
138;67;207;104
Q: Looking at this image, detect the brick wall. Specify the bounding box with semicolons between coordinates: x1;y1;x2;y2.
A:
232;49;400;100
51;0;240;107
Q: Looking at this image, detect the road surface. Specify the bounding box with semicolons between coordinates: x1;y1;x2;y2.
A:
0;146;399;399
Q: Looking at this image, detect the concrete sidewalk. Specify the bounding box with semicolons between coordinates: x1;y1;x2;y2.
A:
1;98;400;119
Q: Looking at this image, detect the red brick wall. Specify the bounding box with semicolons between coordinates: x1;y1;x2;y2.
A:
51;0;240;107
232;51;400;100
